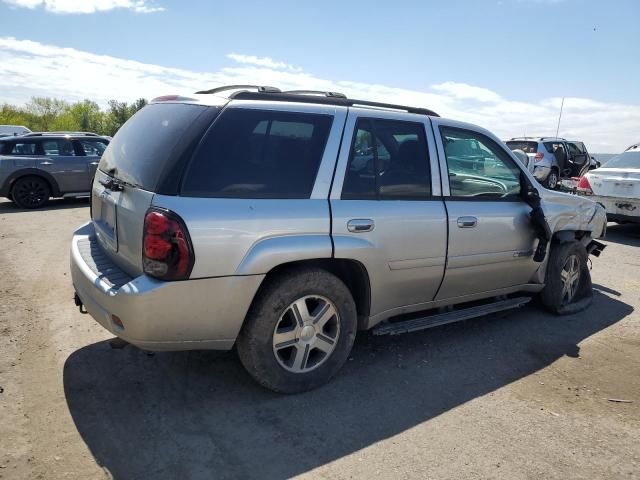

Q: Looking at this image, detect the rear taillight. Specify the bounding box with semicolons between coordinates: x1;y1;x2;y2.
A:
142;208;194;280
577;176;593;195
534;152;544;162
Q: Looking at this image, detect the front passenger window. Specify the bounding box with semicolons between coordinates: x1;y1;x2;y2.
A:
440;127;522;199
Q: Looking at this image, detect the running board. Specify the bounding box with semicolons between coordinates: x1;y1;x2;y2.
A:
372;296;532;336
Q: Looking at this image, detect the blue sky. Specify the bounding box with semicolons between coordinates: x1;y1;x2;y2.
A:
0;0;638;152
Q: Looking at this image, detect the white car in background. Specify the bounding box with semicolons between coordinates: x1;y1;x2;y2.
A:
578;143;640;223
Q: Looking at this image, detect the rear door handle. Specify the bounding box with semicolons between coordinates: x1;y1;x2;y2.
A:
347;219;374;233
40;161;53;165
89;161;99;166
457;216;477;228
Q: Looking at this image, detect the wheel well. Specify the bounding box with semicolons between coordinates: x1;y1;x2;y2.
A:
9;173;55;197
265;259;371;330
552;230;590;244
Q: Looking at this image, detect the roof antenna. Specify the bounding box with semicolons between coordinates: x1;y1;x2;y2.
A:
555;97;565;138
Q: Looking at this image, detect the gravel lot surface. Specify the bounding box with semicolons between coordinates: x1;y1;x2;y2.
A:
0;197;638;480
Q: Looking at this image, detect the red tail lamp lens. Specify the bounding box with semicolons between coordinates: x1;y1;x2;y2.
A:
145;211;169;235
142;209;194;280
577;176;593;195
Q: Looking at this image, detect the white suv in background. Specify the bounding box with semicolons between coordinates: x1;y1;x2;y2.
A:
506;137;592;189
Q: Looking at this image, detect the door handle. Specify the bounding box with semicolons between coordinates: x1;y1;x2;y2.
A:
347;219;374;233
40;161;53;165
457;216;477;228
89;161;99;166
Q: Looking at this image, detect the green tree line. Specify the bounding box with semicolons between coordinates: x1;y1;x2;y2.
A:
0;97;148;136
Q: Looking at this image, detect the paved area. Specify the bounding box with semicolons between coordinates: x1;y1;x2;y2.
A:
0;197;638;480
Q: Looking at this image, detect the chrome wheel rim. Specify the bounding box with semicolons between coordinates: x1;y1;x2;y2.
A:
548;173;558;189
272;295;340;373
560;254;581;305
15;179;47;207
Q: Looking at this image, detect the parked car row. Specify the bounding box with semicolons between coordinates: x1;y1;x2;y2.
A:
0;131;110;208
70;86;607;393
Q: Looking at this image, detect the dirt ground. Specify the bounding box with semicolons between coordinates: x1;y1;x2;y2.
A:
0;197;638;480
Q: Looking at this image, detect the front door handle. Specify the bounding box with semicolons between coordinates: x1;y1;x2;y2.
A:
89;161;99;166
347;219;374;233
40;161;53;165
457;216;478;228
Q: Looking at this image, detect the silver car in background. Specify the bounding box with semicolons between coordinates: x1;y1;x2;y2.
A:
0;132;109;208
506;137;592;189
70;87;607;393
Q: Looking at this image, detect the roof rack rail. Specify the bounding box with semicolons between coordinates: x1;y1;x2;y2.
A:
195;85;281;95
538;136;566;141
228;90;439;117
283;90;347;99
23;131;100;137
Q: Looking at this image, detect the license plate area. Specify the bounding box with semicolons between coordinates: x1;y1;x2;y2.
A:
93;188;118;252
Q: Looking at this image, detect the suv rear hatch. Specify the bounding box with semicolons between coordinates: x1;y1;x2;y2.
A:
91;102;219;277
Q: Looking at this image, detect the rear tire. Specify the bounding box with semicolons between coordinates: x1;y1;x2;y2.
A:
540;241;592;315
11;176;50;209
544;169;559;190
237;267;357;393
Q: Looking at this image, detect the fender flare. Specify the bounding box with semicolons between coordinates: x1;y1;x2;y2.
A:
0;168;61;197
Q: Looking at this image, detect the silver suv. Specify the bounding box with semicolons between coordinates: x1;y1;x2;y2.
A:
505;137;592;189
0;132;109;208
70;87;607;393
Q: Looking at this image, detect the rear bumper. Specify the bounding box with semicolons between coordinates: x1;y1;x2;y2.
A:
70;222;264;351
591;195;640;223
532;165;551;181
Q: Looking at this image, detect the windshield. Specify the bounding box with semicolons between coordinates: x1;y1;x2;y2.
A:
98;103;211;190
603;150;640;169
506;141;538;154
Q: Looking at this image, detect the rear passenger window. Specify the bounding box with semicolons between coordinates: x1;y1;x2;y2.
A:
5;141;38;155
182;109;333;198
342;118;430;200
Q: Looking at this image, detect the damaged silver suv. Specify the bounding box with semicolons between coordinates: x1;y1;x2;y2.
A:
70;86;606;393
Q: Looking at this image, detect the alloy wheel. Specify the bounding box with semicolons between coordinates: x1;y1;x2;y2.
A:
272;295;341;373
560;254;581;305
14;179;47;208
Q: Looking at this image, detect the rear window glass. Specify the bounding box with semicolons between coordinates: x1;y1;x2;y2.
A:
505;141;538;154
182;108;333;198
98;103;209;190
604;151;640;169
3;141;38;155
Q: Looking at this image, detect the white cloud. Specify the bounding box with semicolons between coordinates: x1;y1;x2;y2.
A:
226;53;302;72
0;36;637;153
1;0;164;13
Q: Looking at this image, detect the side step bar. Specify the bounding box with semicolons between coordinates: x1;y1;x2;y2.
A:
373;296;532;336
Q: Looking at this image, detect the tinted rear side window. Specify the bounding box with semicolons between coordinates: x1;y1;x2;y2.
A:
98;103;211;190
3;141;38;155
505;141;538;154
182;108;333;198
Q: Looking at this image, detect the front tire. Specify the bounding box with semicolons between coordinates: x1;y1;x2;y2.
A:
237;267;357;393
540;241;592;315
11;176;50;209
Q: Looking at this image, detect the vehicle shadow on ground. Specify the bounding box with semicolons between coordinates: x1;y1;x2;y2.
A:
63;292;632;480
0;197;88;213
604;222;640;247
